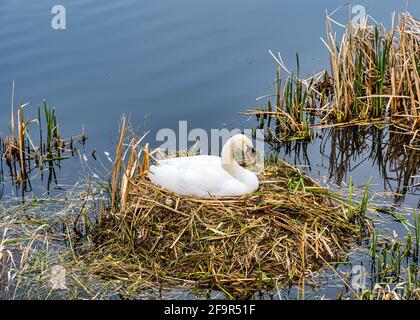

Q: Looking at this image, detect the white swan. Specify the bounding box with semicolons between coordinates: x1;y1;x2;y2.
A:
148;134;259;197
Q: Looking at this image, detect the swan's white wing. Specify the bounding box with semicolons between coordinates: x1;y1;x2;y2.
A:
148;155;241;197
156;155;220;168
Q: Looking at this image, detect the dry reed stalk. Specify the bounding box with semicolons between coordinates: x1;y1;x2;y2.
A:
110;116;126;211
120;139;137;210
17;106;26;183
140;143;150;176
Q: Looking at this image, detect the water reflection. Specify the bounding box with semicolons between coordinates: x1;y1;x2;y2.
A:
267;124;420;207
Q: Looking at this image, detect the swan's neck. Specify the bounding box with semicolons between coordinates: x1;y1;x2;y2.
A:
221;141;258;190
221;140;238;171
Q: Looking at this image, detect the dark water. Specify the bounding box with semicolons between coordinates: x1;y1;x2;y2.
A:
1;0;419;149
0;0;419;299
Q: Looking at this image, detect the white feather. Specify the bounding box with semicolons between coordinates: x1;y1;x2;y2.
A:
148;135;259;197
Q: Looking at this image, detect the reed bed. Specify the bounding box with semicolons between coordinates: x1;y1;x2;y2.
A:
85;120;368;298
243;11;420;146
0;86;86;195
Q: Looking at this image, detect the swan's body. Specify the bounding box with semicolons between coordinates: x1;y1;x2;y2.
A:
148;135;259;197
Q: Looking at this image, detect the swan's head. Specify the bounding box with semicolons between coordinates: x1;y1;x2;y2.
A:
222;134;256;165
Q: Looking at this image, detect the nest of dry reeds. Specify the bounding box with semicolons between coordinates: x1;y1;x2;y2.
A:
87;127;364;297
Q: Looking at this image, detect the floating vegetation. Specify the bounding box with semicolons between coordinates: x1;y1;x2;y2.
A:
243;11;420;148
0;83;86;197
0;184;121;300
359;210;419;300
77;119;371;299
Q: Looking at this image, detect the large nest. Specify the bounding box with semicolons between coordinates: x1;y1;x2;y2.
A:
87;146;364;297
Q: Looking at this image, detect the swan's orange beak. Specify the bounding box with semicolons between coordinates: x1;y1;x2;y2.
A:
246;150;255;163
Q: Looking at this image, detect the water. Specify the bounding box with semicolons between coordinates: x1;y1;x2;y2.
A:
1;0;419;150
0;0;419;299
